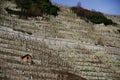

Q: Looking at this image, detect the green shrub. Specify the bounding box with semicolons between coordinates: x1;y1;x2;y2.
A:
13;0;60;17
117;29;120;33
13;29;32;35
5;8;21;15
71;7;116;25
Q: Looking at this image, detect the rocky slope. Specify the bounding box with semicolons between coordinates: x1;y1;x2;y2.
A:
0;1;120;80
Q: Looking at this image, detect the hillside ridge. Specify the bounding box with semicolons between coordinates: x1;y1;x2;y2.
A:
0;1;120;80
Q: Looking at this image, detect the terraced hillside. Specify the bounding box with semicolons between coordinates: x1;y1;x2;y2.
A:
0;26;87;80
0;1;120;80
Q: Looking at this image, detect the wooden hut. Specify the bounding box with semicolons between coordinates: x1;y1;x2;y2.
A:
21;54;32;63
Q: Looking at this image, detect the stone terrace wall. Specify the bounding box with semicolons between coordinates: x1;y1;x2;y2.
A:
0;26;120;80
0;27;84;80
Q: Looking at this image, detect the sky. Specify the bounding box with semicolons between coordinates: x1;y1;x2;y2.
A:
51;0;120;15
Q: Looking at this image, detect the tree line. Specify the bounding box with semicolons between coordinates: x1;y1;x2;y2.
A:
6;0;60;18
71;2;117;26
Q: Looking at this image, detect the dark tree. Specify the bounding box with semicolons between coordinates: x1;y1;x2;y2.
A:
13;0;60;18
71;4;116;25
77;1;81;7
15;0;32;18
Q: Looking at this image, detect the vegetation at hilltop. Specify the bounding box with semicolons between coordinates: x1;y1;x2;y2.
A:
71;6;116;25
6;0;60;18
